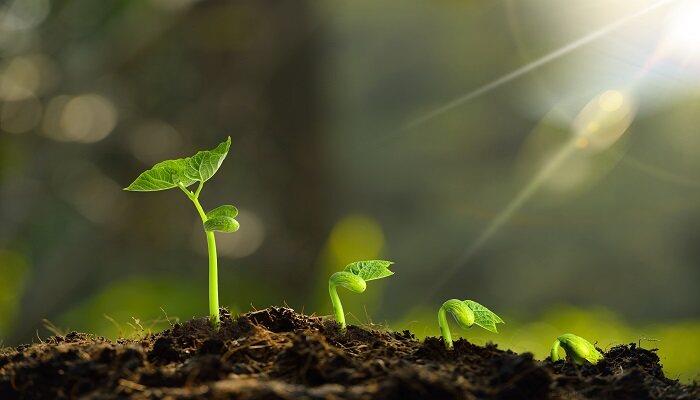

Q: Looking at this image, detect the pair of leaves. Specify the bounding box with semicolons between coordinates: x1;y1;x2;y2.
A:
125;137;231;191
204;205;239;233
343;260;394;281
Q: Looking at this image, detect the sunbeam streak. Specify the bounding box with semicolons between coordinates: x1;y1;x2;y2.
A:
425;88;637;298
394;0;677;135
424;140;578;298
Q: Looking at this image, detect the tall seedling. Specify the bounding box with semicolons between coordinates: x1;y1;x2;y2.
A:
125;137;239;327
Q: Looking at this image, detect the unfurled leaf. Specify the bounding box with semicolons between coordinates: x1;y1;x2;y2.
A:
182;137;231;183
204;216;239;233
344;260;394;281
206;205;238;220
464;300;504;333
124;137;231;192
124;159;194;191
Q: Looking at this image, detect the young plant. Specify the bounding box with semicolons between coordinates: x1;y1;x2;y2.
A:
550;333;604;365
328;260;394;330
438;299;504;349
124;137;238;327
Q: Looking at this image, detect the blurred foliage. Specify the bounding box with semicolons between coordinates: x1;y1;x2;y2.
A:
0;250;28;337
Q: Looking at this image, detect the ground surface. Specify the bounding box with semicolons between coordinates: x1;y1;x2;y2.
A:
0;307;697;399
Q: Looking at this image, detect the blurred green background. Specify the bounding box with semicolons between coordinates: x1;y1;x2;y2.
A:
1;0;699;382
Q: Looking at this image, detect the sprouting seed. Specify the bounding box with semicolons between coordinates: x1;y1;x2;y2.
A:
125;137;238;328
550;333;604;365
437;299;504;349
328;260;394;330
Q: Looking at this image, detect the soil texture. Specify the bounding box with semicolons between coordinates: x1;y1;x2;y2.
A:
1;307;697;399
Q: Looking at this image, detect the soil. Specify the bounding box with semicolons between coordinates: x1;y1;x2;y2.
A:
0;307;697;400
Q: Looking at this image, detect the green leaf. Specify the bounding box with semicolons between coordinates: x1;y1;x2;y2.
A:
182;137;231;183
206;205;238;220
124;137;231;192
463;300;504;333
344;260;394;281
204;216;239;233
124;159;195;191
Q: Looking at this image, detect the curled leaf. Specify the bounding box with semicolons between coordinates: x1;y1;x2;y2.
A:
329;271;367;293
553;333;604;365
441;299;475;330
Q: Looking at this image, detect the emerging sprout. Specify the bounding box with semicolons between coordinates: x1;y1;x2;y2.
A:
438;299;504;349
550;333;604;365
125;137;238;327
328;260;394;330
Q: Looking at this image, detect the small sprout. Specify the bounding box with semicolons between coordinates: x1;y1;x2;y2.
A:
328;260;394;330
125;137;238;328
437;299;504;349
550;333;604;365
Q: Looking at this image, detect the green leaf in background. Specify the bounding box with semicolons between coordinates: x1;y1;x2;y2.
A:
204;216;240;233
206;205;238;220
124;137;231;192
344;260;394;281
464;300;505;333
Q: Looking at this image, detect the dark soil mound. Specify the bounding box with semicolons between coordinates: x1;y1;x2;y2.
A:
0;307;697;399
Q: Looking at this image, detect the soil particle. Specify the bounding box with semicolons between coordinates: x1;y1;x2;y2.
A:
0;306;697;399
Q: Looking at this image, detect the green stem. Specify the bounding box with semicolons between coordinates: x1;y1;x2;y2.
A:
438;306;453;349
179;183;220;328
550;339;563;362
328;281;345;330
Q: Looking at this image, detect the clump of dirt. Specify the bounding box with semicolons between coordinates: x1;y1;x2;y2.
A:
0;307;697;399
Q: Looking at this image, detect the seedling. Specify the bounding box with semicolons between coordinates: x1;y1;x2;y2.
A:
125;137;238;327
328;260;394;330
550;333;604;365
437;299;504;349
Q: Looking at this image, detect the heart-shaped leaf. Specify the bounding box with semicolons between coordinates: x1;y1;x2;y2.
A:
204;216;239;233
344;260;394;281
125;137;231;192
124;159;194;191
463;300;504;333
182;137;231;183
206;205;238;220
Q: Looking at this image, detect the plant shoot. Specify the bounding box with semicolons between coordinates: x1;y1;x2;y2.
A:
328;260;394;330
125;137;238;327
550;333;604;365
438;299;504;349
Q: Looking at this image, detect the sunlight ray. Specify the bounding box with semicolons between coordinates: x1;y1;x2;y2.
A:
394;0;677;135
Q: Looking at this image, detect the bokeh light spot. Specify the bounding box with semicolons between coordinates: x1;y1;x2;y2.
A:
0;56;41;101
55;94;118;143
573;89;635;152
328;214;385;266
128;120;182;164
